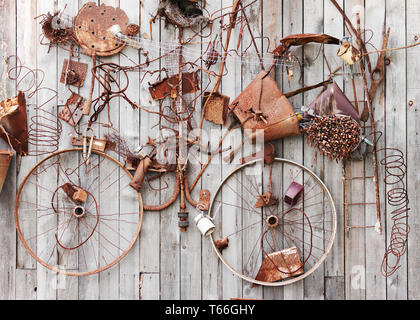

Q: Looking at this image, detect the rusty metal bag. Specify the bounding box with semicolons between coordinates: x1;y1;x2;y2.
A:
0;91;29;156
229;71;301;143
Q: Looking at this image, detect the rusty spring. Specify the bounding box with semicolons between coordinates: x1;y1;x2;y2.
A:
378;147;410;277
7;55;62;156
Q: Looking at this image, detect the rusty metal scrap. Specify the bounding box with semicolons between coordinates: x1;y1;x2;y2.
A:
149;71;200;101
280;33;340;48
230;71;301;143
70;136;107;152
58;92;85;127
203;92;229;125
60;59;88;87
255;247;304;284
38;11;74;45
304;115;361;162
0;91;29;156
73;2;129;57
254;191;279;209
214;237;229;252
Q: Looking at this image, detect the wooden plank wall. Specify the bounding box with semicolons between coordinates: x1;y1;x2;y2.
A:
0;0;418;300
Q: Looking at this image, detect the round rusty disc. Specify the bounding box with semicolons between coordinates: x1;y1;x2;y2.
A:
73;2;129;57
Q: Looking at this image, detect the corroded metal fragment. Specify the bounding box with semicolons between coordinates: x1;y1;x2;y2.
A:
255;247;304;283
73;2;129;56
0;91;28;156
149;71;200;101
230;71;300;143
60;59;88;87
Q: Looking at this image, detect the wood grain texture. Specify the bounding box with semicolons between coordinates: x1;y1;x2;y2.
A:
0;0;417;300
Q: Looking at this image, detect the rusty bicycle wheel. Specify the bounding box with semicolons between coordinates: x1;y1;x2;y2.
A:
209;158;336;286
15;148;143;276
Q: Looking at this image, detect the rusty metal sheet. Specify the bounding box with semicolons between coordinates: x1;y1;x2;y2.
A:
58;92;85;126
148;71;200;101
60;59;88;87
203;91;229;125
230;71;301;143
0;91;29;156
255;247;304;283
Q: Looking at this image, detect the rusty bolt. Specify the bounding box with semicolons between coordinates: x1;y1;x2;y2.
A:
415;35;419;41
385;57;391;66
409;100;414;107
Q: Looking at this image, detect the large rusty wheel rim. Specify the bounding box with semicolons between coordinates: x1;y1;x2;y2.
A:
209;158;336;287
14;148;143;276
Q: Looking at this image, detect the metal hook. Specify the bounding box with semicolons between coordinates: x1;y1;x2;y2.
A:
83;127;94;165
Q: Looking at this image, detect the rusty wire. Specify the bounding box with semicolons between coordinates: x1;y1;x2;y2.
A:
378;148;410;277
6;55;62;156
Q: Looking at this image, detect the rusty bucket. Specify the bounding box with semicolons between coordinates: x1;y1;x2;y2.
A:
229;71;301;143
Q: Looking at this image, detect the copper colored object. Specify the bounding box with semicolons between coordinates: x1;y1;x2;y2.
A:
129;157;153;191
0;151;13;194
59;93;85;127
60;59;88;87
284;182;304;206
230;71;300;143
203;91;229;125
126;23;140;36
148;71;200;101
280;33;340;49
254;191;279;208
61;183;77;200
73;2;129;57
197;189;210;211
255;247;304;283
73;188;88;203
70;136;107;152
0;91;29;156
307;81;360;122
214;237;229;252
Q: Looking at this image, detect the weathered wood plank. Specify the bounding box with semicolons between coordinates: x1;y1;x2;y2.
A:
200;0;223;301
119;0;141;300
220;0;244;300
282;0;304;301
302;0;325;301
0;0;16;300
36;0;59;300
323;2;345;296
385;0;408;300
138;0;161;279
261;0;284;301
406;0;420;301
364;0;387;300
344;0;366;300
